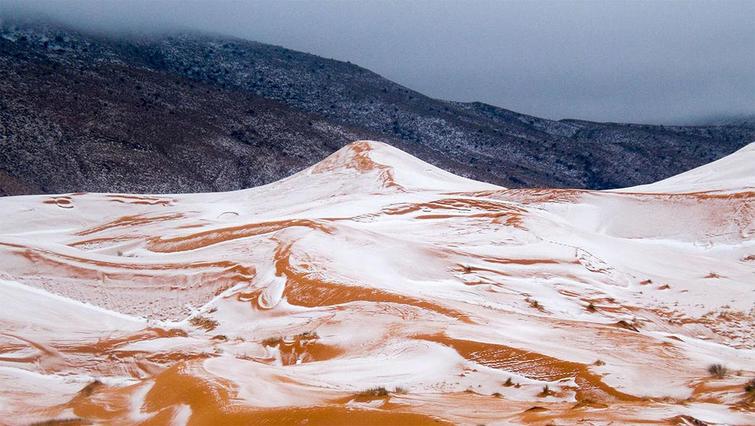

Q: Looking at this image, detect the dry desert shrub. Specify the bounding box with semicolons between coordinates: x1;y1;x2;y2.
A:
708;364;728;378
538;384;554;397
189;315;219;331
357;387;390;398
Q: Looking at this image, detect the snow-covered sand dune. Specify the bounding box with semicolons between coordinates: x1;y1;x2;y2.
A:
0;141;753;425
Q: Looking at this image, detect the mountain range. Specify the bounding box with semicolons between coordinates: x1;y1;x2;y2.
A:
1;19;754;196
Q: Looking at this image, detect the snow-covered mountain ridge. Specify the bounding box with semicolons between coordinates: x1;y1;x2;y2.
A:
3;20;755;195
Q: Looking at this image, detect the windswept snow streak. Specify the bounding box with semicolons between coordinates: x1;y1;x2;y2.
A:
0;141;753;425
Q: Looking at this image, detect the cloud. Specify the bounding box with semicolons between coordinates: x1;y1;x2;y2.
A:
2;0;753;124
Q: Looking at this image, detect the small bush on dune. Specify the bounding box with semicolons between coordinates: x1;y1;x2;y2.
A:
261;331;319;348
298;331;319;340
526;298;543;310
538;384;554;397
189;315;219;331
614;320;640;332
357;387;390;398
708;364;728;378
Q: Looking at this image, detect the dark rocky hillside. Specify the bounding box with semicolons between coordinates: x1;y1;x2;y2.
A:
1;20;753;196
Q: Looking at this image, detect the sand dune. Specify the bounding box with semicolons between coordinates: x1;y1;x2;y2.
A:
0;141;753;425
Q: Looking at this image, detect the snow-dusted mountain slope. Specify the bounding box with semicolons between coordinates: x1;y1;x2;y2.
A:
0;141;753;425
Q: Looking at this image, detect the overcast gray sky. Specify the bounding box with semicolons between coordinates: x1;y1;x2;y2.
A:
2;0;753;124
